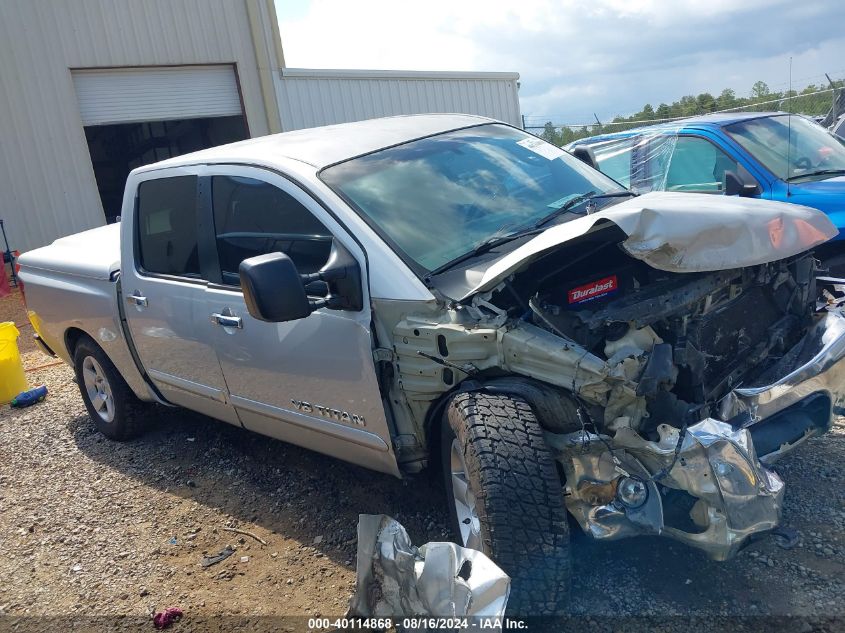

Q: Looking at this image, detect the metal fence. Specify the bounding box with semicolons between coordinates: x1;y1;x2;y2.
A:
526;86;843;145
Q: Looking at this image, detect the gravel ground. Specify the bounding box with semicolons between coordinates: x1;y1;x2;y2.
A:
1;285;844;632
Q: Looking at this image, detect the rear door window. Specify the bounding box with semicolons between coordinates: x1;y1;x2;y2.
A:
136;176;201;277
211;175;333;286
664;136;738;192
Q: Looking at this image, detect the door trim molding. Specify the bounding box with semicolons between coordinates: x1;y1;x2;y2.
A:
230;395;389;452
147;369;228;403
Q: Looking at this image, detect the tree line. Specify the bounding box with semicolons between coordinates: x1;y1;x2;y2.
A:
539;79;844;146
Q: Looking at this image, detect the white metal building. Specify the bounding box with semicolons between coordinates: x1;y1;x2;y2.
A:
0;0;521;253
277;68;521;131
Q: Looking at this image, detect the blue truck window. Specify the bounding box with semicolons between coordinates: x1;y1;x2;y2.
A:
665;137;738;192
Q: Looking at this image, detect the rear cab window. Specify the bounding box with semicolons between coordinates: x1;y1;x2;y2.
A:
136;175;201;278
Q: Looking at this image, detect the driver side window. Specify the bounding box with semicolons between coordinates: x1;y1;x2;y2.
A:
211;175;333;286
664;136;738;192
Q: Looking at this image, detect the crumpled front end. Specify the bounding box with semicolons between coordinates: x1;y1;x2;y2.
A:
549;307;845;560
388;217;845;558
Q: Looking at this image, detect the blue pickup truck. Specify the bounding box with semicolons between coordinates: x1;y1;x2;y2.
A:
567;112;845;264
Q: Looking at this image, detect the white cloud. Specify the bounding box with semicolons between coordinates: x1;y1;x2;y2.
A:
276;0;845;124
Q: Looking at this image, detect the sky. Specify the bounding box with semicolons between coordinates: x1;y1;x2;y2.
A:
275;0;845;126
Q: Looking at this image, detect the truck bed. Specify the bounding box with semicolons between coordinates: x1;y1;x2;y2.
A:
17;222;154;403
20;223;121;279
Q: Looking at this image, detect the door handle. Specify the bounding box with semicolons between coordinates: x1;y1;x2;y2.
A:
211;313;243;329
126;294;148;307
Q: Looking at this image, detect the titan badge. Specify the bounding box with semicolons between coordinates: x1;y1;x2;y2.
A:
291;400;366;426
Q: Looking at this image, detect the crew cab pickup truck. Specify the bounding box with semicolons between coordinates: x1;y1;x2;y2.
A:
567;112;845;267
19;115;845;614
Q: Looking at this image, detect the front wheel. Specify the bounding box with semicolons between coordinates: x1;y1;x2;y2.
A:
441;392;572;615
73;337;148;440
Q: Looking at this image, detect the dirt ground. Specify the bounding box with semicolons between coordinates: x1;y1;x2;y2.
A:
1;284;844;632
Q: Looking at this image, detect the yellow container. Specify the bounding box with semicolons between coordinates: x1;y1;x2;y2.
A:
0;322;29;404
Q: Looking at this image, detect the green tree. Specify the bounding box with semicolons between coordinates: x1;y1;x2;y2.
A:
679;95;698;115
540;122;562;145
696;92;716;113
751;80;770;99
567;75;842;140
717;88;736;110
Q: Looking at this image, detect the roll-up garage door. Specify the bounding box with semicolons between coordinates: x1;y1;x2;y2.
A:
72;65;243;126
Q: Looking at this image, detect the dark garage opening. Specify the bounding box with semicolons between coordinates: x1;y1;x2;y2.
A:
84;115;249;223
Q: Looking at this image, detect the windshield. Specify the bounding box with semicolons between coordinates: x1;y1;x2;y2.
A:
725;115;845;181
320;124;625;272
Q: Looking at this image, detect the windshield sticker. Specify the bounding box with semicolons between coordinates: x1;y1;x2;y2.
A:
517;136;566;160
568;275;618;305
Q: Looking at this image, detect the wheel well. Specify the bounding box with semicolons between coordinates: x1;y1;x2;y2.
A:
423;376;581;469
64;327;94;359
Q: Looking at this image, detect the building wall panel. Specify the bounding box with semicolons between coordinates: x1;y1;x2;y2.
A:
276;69;521;133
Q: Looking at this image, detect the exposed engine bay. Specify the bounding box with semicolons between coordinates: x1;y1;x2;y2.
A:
526;245;817;431
389;230;845;560
496;244;834;559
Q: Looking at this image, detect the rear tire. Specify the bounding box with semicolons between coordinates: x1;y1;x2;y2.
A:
73;337;148;440
442;391;571;615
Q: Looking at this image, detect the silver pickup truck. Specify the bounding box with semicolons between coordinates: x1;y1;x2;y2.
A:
18;114;845;614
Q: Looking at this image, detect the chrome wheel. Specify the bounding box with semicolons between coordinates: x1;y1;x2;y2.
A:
450;438;482;550
82;356;115;423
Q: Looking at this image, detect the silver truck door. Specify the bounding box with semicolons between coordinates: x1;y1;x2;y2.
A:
199;166;399;476
119;171;239;425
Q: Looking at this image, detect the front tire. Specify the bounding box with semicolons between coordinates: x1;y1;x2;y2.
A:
73;337;148;440
442;392;571;615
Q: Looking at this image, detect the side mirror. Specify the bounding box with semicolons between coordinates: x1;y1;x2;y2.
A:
724;169;761;197
239;252;311;323
571;145;599;170
238;240;364;323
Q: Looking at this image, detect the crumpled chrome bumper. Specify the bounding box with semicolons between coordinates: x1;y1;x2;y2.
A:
348;514;511;618
549;307;845;561
719;308;845;462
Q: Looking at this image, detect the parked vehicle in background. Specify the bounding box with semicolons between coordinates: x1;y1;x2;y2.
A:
17;115;845;615
567;112;845;267
831;114;845;142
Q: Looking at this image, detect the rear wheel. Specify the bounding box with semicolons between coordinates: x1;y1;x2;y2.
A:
73;337;148;440
441;391;571;615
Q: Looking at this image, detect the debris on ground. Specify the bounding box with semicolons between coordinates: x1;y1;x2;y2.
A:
201;546;236;568
348;514;510;619
222;526;267;546
152;606;183;629
10;384;47;408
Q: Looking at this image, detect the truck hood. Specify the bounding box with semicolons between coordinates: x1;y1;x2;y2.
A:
458;191;835;300
787;174;845;195
18;223;121;280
